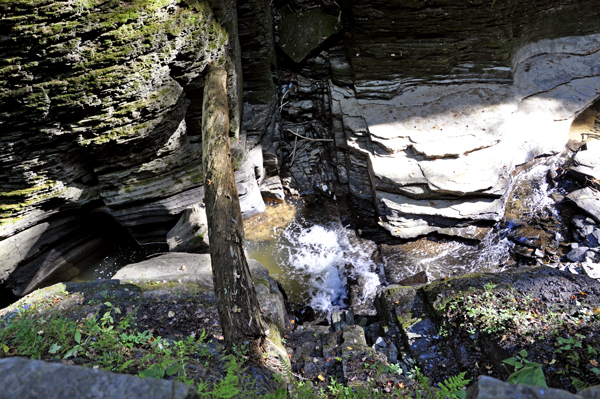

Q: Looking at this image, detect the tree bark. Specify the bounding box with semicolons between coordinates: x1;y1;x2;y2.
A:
201;65;267;359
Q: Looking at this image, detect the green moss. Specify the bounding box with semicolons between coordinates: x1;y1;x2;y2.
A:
0;182;65;221
190;234;205;246
0;181;56;198
252;278;270;287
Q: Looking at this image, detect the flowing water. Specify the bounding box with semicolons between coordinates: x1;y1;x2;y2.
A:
54;156;564;317
380;155;566;282
244;200;380;314
244;155;567;315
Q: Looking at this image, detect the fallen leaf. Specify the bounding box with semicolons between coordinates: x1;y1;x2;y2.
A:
591;360;599;367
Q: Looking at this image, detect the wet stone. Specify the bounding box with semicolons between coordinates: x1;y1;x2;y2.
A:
579;225;595;237
567;188;600;223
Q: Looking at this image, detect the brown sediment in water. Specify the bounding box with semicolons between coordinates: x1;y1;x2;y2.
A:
244;201;297;241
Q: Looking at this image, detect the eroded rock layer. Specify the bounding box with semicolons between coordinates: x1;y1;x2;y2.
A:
0;0;259;294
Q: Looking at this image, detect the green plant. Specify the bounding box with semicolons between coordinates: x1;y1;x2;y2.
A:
503;350;547;387
385;363;403;375
207;355;242;399
483;282;497;292
406;367;470;399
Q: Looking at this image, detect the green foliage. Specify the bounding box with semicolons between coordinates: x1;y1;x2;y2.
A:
571;377;589;391
208;355;242;399
436;373;471;399
503;350;547;387
551;334;600;391
408;367;470;399
0;303;252;396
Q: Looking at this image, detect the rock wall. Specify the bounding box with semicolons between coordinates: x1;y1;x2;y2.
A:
3;0;600;294
339;0;600;98
273;0;600;240
0;0;263;295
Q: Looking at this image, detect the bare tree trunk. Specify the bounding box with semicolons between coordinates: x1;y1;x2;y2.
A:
201;65;267;360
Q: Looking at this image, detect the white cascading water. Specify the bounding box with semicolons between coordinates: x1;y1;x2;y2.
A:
379;155;565;280
245;155;565;315
272;221;380;314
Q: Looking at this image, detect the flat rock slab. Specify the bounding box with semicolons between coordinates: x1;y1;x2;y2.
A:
112;253;215;289
466;375;584;399
112;253;290;332
112;253;269;289
278;7;342;63
567;187;600;223
0;357;199;399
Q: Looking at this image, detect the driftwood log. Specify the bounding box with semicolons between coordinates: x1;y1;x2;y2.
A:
201;65;267;358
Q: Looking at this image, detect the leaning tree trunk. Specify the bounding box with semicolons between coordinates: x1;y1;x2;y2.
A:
201;65;267;359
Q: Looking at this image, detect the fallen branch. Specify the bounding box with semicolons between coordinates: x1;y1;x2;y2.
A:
285;128;334;142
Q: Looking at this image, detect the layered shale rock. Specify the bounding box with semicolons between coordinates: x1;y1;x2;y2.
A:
332;33;600;239
338;0;600;98
0;0;264;295
273;0;600;240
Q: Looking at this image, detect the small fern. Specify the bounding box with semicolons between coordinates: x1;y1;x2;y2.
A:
435;372;471;399
279;352;292;377
571;377;589;392
210;355;241;399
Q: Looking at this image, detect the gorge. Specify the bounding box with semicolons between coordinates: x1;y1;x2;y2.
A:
2;0;600;396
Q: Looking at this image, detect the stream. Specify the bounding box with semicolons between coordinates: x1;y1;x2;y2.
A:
243;154;569;316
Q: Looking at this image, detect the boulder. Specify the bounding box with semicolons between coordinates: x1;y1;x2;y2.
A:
570;141;600;181
568;188;600;223
567;247;591;262
278;7;342;63
112;253;289;332
167;205;210;254
466;376;580;399
0;357;199;399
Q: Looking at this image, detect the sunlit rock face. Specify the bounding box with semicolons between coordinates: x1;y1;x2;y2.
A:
331;33;600;239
